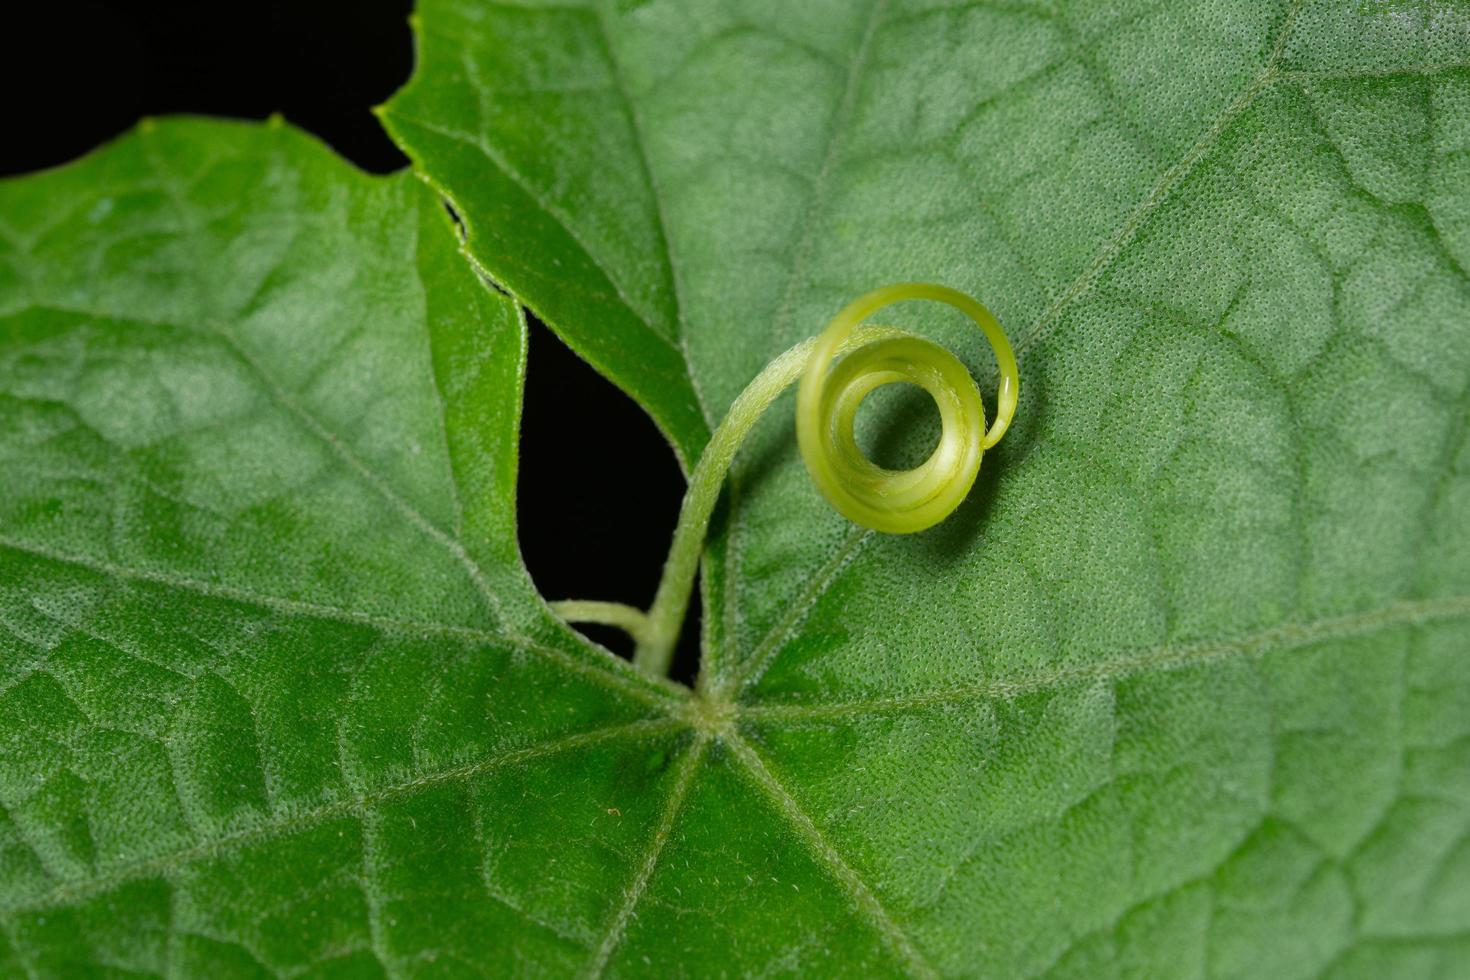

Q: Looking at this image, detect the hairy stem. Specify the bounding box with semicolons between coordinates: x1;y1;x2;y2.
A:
549;600;652;645
554;283;1020;681
631;326;902;677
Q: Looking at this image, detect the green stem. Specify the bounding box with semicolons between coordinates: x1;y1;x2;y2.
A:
553;282;1021;682
631;327;900;677
548;600;651;645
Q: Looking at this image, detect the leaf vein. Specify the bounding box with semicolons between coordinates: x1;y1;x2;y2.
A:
717;0;887;685
384;114;686;361
583;735;707;978
592;5;714;429
0;718;686;920
728;524;872;695
0;535;680;709
741;593;1470;720
1012;0;1306;364
725;733;937;979
204;322;510;624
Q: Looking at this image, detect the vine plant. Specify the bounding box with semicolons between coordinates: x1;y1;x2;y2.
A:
550;282;1020;680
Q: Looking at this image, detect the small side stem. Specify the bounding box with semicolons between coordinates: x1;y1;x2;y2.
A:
632;327;899;677
549;600;651;645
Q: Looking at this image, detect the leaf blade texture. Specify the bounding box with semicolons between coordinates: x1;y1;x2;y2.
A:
383;0;1470;975
0;118;684;977
2;0;1470;974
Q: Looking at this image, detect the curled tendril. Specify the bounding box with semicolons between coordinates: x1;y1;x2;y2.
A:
798;283;1018;533
554;282;1019;678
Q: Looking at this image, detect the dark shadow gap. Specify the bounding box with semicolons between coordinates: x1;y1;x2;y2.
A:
517;313;698;674
4;0;413;177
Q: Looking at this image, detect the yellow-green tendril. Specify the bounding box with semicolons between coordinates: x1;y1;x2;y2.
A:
798;283;1017;533
559;283;1019;679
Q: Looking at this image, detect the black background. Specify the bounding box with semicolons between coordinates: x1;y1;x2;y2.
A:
3;0;698;677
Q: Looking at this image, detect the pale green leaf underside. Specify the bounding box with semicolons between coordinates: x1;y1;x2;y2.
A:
0;0;1468;977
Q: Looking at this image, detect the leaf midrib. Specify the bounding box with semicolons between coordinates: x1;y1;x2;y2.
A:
582;735;709;978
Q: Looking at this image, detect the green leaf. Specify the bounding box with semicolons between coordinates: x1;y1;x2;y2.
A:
0;118;686;976
383;0;1470;975
4;0;1470;975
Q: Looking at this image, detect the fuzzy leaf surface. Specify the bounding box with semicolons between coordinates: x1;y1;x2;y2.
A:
0;119;687;978
1;0;1469;975
383;0;1470;976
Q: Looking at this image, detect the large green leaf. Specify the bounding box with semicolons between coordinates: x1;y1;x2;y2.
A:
3;0;1470;976
0;118;689;976
383;0;1468;975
